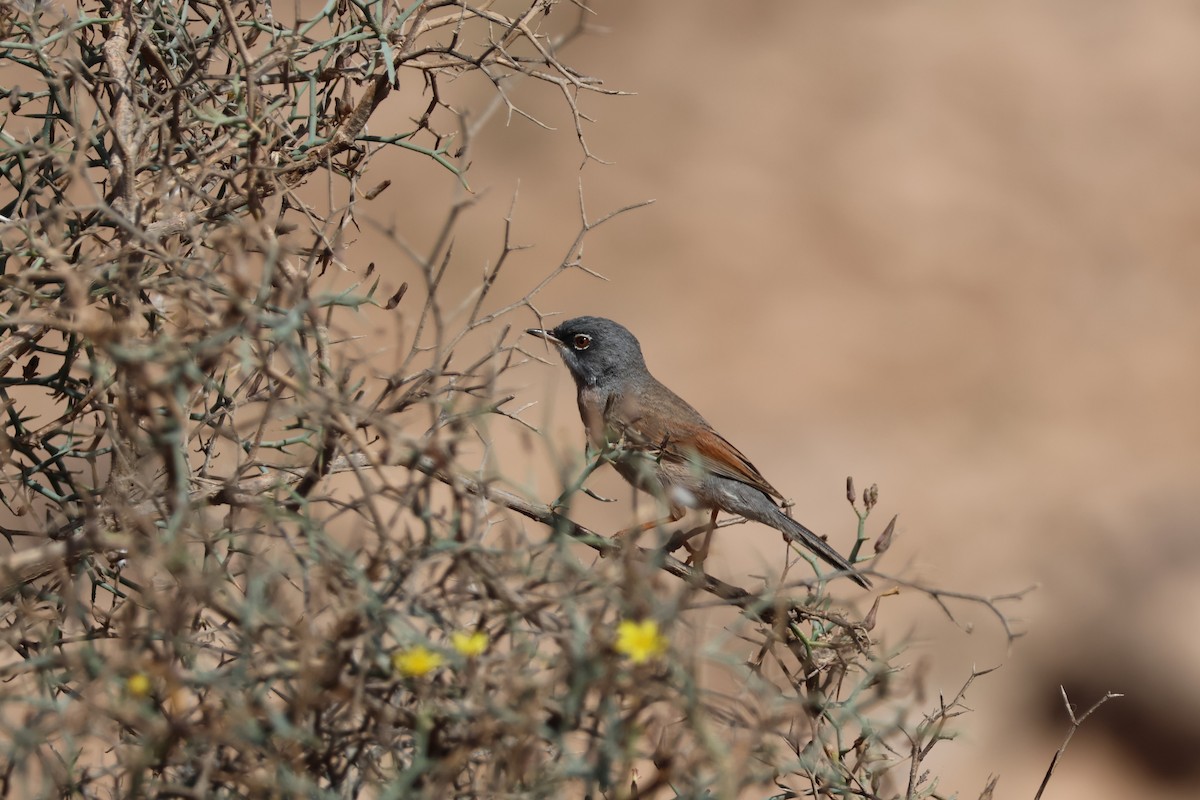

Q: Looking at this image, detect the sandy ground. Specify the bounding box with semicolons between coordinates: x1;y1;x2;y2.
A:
348;2;1200;796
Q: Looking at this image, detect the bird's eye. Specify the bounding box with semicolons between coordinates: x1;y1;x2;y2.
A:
573;333;592;350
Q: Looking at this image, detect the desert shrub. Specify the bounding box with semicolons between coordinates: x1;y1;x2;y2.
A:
0;2;1022;797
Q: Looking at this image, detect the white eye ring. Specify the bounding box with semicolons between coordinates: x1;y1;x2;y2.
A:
573;334;592;350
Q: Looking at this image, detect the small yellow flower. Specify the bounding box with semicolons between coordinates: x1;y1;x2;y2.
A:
392;645;443;677
126;672;153;698
451;630;489;657
615;619;667;664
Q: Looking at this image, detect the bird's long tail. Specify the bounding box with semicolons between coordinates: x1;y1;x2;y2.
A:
766;506;873;589
712;482;872;588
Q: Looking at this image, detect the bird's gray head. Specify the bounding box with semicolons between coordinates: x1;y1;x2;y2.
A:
526;316;649;389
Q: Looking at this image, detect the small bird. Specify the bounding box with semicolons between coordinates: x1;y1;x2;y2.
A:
527;316;871;588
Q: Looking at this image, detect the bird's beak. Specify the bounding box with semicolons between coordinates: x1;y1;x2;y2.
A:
525;328;562;345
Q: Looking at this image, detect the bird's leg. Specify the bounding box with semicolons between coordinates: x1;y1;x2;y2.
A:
600;506;686;558
681;510;719;568
614;507;685;540
663;511;715;555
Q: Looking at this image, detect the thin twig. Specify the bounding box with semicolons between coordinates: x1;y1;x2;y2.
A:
1033;687;1123;800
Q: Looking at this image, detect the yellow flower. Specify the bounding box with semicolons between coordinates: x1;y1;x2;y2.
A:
615;619;667;664
392;645;443;677
451;630;489;657
126;672;153;698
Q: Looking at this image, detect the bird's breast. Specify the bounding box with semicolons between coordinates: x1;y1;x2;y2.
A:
576;387;612;451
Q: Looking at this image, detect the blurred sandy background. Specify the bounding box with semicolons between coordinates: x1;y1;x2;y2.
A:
352;2;1200;797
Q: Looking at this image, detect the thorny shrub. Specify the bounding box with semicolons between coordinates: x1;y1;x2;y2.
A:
0;2;1026;798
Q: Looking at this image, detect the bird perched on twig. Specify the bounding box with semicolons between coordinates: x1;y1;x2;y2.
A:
527;316;871;589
